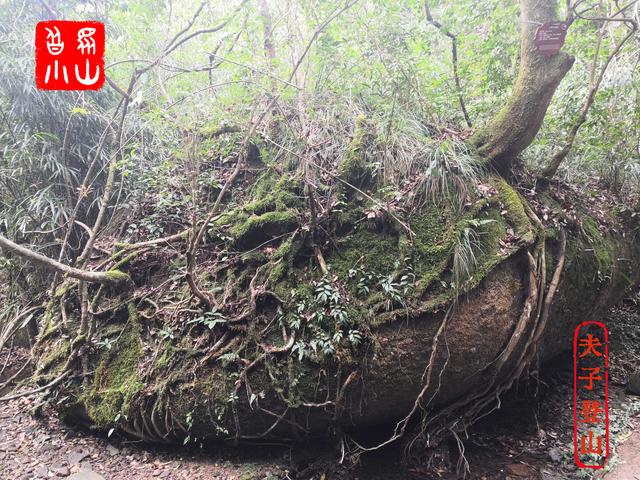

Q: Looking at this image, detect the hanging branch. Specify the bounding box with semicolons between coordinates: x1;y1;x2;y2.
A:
542;1;638;182
424;1;472;128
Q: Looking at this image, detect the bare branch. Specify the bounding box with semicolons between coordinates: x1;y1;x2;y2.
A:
105;75;131;100
159;0;250;64
424;1;472;128
185;0;361;307
0;234;129;285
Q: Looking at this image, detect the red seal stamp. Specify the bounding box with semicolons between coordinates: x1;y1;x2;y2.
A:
574;321;609;469
35;21;105;91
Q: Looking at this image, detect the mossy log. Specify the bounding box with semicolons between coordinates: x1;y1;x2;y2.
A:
32;172;640;445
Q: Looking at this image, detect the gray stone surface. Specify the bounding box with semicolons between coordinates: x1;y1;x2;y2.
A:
68;472;107;480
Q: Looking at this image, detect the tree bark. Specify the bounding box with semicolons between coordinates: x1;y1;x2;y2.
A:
473;0;574;175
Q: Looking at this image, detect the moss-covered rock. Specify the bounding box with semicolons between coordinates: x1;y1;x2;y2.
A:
81;303;144;427
34;163;640;445
491;176;533;240
231;210;299;249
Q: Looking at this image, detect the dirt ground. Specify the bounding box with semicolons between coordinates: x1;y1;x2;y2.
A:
602;417;640;480
1;301;639;480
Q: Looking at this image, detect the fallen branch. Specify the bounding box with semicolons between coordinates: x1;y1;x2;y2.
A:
0;234;129;286
0;370;70;403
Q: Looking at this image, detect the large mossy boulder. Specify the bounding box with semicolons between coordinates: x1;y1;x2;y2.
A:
33;158;640;445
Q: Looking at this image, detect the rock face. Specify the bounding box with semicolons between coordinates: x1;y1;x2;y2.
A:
627;368;640;395
32;168;640;445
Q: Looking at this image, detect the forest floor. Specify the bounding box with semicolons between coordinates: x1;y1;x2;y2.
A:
1;301;639;480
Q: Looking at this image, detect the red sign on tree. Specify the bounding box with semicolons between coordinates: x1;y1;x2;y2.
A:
35;21;105;91
534;21;568;57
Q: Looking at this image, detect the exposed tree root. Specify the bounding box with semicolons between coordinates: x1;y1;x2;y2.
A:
0;370;70;402
341;204;568;467
346;305;453;454
416;226;567;451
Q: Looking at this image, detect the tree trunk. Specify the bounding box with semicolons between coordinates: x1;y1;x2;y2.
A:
473;0;574;175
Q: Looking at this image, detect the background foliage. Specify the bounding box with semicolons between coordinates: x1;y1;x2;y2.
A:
0;0;638;307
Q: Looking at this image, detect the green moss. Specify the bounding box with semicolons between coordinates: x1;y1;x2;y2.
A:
328;227;399;278
410;206;458;289
155;350;171;369
582;216;615;273
214;209;249;229
82;302;144;427
338;116;375;193
464;208;510;289
104;269;130;284
244;193;292;214
251;170;303;198
39;299;61;340
239;172;304;219
53;281;74;298
36;338;70;376
491;176;532;238
269;235;302;283
109;250;142;272
38;284;76;341
325;190;517;302
230;210;299;248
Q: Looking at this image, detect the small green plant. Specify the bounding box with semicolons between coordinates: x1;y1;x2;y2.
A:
378;262;415;310
315;278;340;304
349;266;375;296
158;327;174;341
284;274;367;361
183;411;194;444
187;309;226;330
348;329;363;346
417;139;481;209
96;337;115;351
379;274;403;305
453;219;495;290
108;412;126;438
